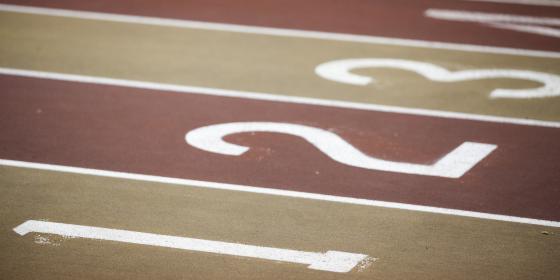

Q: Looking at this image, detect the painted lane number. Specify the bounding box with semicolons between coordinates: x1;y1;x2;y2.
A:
186;122;497;178
14;220;372;273
315;58;560;99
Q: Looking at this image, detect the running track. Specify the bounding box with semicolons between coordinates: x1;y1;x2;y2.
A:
1;1;559;279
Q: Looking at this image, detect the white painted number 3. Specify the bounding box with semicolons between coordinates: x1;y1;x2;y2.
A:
315;58;560;98
186;122;497;178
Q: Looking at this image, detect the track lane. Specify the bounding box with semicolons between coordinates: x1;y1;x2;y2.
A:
1;165;559;279
1;74;559;221
1;0;559;51
1;1;559;279
1;11;559;121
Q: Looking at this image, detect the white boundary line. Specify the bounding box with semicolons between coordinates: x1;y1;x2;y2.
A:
1;67;559;128
465;0;560;7
1;159;559;228
0;3;559;58
14;220;371;273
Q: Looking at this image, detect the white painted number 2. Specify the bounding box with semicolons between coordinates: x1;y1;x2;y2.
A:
315;58;560;98
186;122;497;178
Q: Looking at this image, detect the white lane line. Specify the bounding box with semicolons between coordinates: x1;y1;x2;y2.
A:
425;9;560;38
2;159;559;228
0;3;558;58
490;22;560;38
1;67;559;128
13;220;370;273
465;0;560;7
426;9;560;26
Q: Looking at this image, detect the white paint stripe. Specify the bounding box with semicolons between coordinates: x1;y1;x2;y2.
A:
0;3;558;58
13;220;369;273
425;9;560;26
490;22;560;38
465;0;560;7
1;67;559;128
1;159;559;228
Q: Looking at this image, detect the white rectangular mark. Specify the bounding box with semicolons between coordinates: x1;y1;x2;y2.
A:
13;220;370;273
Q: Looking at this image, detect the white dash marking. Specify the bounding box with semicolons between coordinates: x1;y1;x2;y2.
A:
14;220;368;273
425;9;560;38
464;0;560;7
426;9;560;26
1;159;559;228
490;22;560;38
